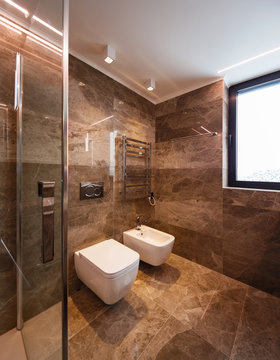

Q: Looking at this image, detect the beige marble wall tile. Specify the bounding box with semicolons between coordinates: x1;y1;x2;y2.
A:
155;168;222;202
0;107;17;162
223;204;280;295
68;55;156;295
156;199;223;238
154;78;280;297
155;135;222;170
155;97;177;117
22;259;62;321
176;80;224;111
156;99;222;143
69;116;114;167
22;57;62;119
0;44;18;109
22;111;61;165
113;80;154;116
69;56;114;125
223;188;277;210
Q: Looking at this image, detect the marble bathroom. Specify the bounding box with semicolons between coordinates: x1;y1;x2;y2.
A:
0;1;280;360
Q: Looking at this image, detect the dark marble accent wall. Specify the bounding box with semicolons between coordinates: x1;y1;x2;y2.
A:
68;56;155;293
155;80;280;297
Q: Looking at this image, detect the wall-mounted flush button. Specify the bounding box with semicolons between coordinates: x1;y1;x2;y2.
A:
80;182;104;200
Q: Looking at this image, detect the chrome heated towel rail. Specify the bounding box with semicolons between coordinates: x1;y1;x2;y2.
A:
123;136;151;199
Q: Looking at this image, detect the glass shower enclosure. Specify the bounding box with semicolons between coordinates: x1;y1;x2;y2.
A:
0;1;68;359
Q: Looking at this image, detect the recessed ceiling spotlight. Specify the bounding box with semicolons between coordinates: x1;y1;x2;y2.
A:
145;78;155;91
32;15;63;36
5;0;29;18
217;45;280;74
78;81;86;87
103;45;116;64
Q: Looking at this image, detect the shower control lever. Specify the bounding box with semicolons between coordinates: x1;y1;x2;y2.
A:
38;181;55;263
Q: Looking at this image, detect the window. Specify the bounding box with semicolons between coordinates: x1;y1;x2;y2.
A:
228;71;280;190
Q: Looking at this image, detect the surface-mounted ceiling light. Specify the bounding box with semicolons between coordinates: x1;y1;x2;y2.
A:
5;0;29;18
103;45;116;64
145;78;155;91
32;15;63;36
217;46;280;74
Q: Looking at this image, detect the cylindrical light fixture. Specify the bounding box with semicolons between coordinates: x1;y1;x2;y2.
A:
145;78;155;91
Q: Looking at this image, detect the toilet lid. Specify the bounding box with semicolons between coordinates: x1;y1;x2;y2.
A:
78;239;139;278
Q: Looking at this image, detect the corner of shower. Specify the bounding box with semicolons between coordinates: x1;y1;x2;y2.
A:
0;1;69;359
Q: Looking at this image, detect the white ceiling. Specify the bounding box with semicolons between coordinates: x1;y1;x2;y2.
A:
1;0;279;104
69;0;280;104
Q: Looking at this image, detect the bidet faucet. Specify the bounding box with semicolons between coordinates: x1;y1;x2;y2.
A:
136;215;147;230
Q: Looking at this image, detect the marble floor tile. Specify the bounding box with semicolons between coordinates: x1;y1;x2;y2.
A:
21;302;62;360
68;286;109;339
138;316;228;360
194;287;247;357
68;254;280;360
132;261;182;302
0;327;27;360
69;290;169;360
231;287;280;360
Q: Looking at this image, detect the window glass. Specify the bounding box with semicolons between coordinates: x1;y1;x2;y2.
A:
236;82;280;182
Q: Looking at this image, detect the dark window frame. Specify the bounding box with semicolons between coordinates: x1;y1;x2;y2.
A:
228;70;280;190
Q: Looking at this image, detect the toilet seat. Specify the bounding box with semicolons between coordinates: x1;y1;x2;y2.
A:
75;239;140;304
78;239;139;279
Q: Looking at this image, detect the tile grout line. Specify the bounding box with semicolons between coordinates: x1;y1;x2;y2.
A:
137;312;173;360
229;285;249;360
137;284;212;360
191;290;235;358
68;299;110;341
200;290;216;320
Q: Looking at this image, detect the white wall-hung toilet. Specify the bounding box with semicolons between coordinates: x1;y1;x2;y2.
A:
123;225;175;266
74;239;140;305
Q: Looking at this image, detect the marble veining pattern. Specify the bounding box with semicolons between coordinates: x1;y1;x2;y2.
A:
68;55;155;294
154;79;280;297
69;254;280;360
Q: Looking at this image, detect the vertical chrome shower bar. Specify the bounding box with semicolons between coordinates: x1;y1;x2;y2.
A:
123;136;127;200
148;142;151;196
15;52;23;331
62;0;69;358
